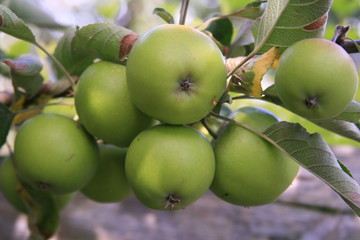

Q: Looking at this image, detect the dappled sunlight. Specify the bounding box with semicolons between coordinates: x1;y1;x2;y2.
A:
144;213;158;229
12;214;29;240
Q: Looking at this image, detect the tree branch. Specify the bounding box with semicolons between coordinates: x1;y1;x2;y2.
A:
201;118;218;139
341;40;360;54
332;25;360;54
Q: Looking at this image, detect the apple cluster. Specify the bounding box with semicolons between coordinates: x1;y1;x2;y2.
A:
0;25;304;214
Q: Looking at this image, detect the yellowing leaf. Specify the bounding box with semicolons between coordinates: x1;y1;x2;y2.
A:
10;95;26;112
226;47;280;97
11;95;52;125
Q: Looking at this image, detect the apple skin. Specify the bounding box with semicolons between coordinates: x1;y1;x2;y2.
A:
75;61;154;147
125;124;215;210
354;57;360;102
14;114;99;194
275;38;358;120
0;157;29;213
0;157;73;213
126;24;227;124
211;106;299;206
81;144;132;203
42;98;77;119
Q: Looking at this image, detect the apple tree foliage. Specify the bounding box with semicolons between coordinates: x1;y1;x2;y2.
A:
0;0;360;238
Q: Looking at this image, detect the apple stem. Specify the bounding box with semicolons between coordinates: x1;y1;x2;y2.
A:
201;118;218;139
179;0;190;25
331;25;360;53
164;194;181;209
332;25;349;44
35;42;76;90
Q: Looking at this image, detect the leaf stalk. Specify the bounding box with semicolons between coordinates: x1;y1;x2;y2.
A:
35;43;76;90
179;0;190;25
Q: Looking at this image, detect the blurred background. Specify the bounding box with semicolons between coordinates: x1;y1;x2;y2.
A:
1;0;360;239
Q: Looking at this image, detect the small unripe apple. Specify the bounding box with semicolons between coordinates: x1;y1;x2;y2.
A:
275;38;358;120
81;144;132;203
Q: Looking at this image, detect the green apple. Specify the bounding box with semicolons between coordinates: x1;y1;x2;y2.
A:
0;157;73;213
125;124;215;210
126;24;227;124
352;55;360;102
81;144;131;203
14;114;99;194
75;61;154;147
211;106;299;206
42;97;76;119
0;157;28;213
275;38;358;120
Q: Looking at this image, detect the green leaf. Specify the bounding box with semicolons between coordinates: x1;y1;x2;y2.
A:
12;74;43;100
4;54;44;99
21;183;60;239
54;28;94;77
6;0;64;29
252;0;333;54
311;119;360;143
72;23;139;62
262;84;283;105
348;39;360;53
212;92;232;114
0;4;36;43
206;18;233;46
153;8;174;24
308;101;360;143
201;30;225;53
333;101;360;123
200;3;264;32
220;0;258;14
225;2;265;20
264;121;360;215
262;87;360;143
0;103;15;148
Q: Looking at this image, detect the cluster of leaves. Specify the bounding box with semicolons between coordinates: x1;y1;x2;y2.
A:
0;0;360;239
